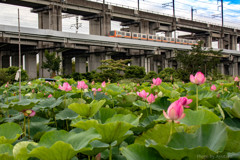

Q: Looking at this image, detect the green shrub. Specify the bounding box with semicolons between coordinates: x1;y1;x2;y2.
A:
158;68;179;82
125;66;146;79
93;70;123;83
144;71;157;80
0;66;28;86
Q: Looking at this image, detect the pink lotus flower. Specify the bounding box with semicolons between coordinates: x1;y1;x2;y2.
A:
137;90;149;99
5;82;9;88
178;97;192;108
91;81;95;85
234;76;239;82
211;85;216;91
59;82;72;91
92;88;101;95
77;81;88;90
190;72;206;85
147;94;155;104
152;78;162;86
96;153;101;160
48;94;53;98
137;83;140;86
163;100;185;123
22;109;36;117
101;81;106;88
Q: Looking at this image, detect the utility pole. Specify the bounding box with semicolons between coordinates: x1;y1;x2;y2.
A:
191;7;197;21
173;0;176;42
138;0;139;11
221;0;223;27
18;9;21;100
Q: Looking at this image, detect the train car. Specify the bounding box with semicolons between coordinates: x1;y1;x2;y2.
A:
108;30;198;46
141;34;148;40
156;36;163;42
132;32;141;39
148;34;157;41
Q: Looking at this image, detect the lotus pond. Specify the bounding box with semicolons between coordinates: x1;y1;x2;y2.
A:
0;73;240;160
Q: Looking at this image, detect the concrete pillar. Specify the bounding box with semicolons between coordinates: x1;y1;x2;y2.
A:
153;60;158;73
75;56;86;73
39;50;51;78
25;53;37;79
38;5;62;31
140;20;149;34
205;35;212;47
218;63;224;75
12;55;20;67
131;56;140;66
149;22;159;35
2;55;10;68
63;56;72;75
89;14;111;36
233;57;238;76
88;53;106;72
230;35;237;50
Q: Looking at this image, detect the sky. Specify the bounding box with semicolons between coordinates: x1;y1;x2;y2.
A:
0;0;239;48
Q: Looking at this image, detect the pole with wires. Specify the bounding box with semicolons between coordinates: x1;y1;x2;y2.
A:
173;0;176;43
18;9;21;100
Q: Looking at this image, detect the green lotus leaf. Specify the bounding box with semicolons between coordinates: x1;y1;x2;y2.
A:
10;99;41;111
121;144;162;160
106;84;122;96
28;128;101;160
56;108;78;120
150;97;171;111
0;123;22;144
179;109;220;126
95;122;134;144
149;122;227;160
116;94;137;107
133;100;148;110
68;100;106;118
27;116;56;139
0;144;13;160
80;140;109;156
71;119;99;130
33;97;62;111
94;108;116;123
105;114;140;127
135;123;173;145
13;141;37;160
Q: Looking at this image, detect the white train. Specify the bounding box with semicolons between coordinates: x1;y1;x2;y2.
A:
108;30;198;45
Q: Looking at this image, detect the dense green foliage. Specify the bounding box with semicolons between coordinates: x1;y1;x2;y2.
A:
42;50;61;77
125;66;146;79
0;66;28;86
0;75;240;159
175;41;221;76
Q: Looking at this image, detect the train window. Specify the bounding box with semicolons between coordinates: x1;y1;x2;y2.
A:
133;33;137;37
163;37;167;40
126;33;131;36
157;37;161;40
184;40;187;43
121;32;125;36
117;32;121;35
138;34;141;38
142;35;147;38
109;31;115;36
149;35;153;39
176;39;180;42
153;36;156;39
171;38;175;41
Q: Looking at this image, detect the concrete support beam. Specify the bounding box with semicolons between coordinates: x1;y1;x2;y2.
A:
89;14;111;36
233;57;238;76
12;55;20;67
25;53;37;79
75;56;86;73
2;55;10;68
63;56;72;75
218;63;225;75
230;35;237;50
88;53;107;72
38;5;62;31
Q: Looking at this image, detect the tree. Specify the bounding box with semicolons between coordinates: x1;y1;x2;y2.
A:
42;50;61;77
175;41;222;77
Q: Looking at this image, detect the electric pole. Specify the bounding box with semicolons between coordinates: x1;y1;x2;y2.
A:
191;7;197;21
